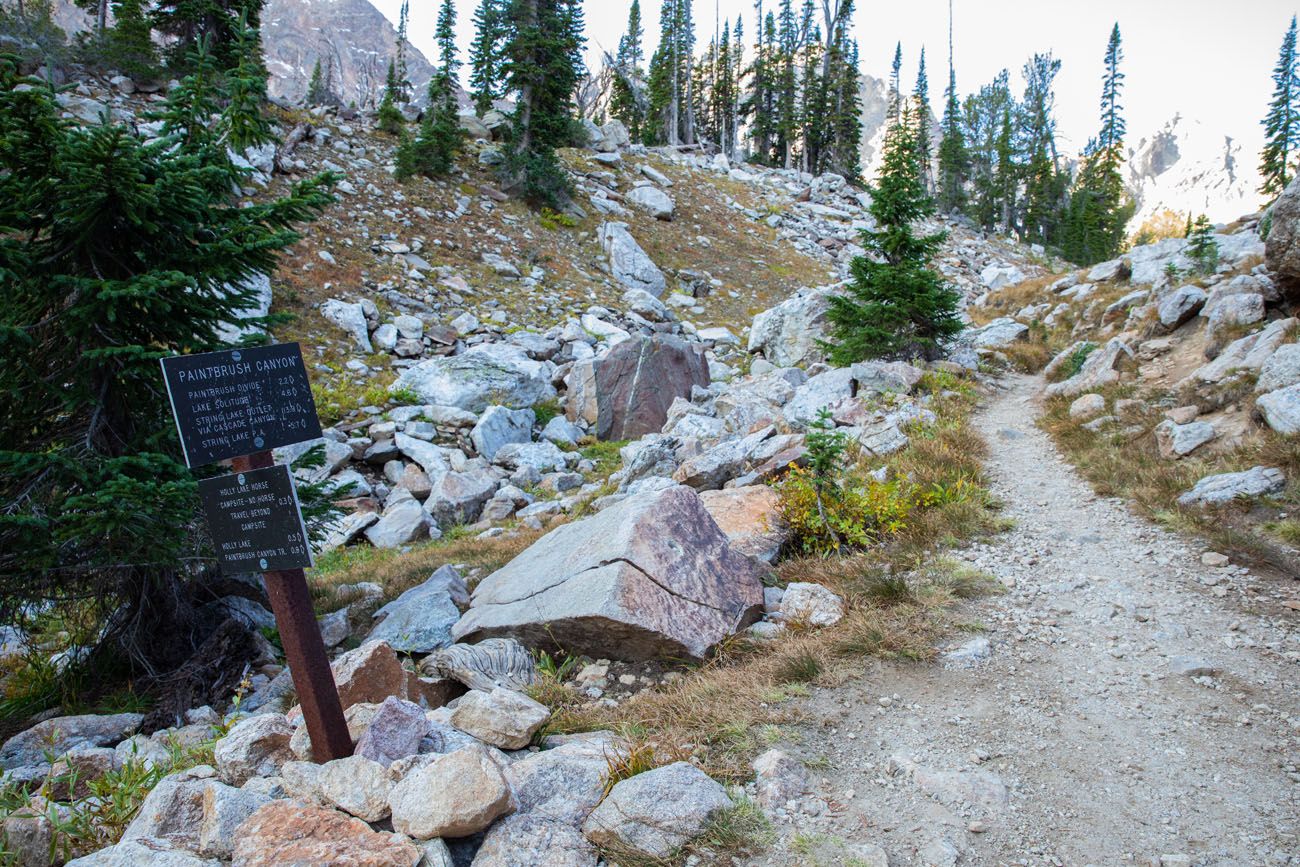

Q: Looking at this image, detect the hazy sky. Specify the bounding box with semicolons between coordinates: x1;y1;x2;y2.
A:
376;0;1295;154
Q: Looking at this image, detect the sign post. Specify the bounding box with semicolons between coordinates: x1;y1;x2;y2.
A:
162;344;352;762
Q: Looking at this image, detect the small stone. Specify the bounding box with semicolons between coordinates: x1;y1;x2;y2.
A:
317;754;394;822
388;744;514;840
1201;551;1230;568
448;687;550;750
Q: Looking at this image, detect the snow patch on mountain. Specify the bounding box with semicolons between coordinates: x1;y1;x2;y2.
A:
1126;114;1263;230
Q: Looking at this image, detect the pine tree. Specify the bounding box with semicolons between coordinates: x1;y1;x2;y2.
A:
774;0;797;164
220;11;274;151
887;41;902;124
1061;24;1131;265
0;53;336;701
305;58;326;105
647;0;695;146
469;0;508;116
398;0;463;179
935;1;968;214
748;4;778;162
104;0;159;81
153;0;263;68
376;59;404;134
395;0;411;101
819;0;859;181
1260;15;1300;198
796;0;822;173
1188;214;1220;274
822;105;962;363
1019;52;1064;244
963;70;1012;231
609;0;646;140
913;46;931;189
501;0;586;208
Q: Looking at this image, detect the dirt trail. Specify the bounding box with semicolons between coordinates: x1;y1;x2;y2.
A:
753;374;1299;867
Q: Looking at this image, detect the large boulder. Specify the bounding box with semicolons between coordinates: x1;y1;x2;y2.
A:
1156;285;1207;331
1177;467;1287;507
390;344;556;412
364;488;433;549
231;801;419;867
1045;339;1136;398
474;814;598;867
1265;172;1300;305
470;406;535;461
387;744;513;840
366;566;463;653
964;317;1029;350
625;186;675;220
1154;420;1216;459
425;470;498;528
453;485;765;660
213;715;293;786
1257;343;1300;392
581;762;732;860
0;713;143;771
747;286;835;368
698;486;789;564
1257;383;1300;434
448;687;550;750
599;223;666;297
320;299;372;353
1187;318;1298;384
566;335;710;441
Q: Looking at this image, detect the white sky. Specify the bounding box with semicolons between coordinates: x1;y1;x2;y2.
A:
375;0;1295;154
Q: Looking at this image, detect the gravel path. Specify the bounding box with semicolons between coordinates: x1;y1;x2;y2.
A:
751;374;1299;867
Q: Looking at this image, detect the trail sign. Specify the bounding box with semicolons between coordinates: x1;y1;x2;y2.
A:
161;342;352;763
160;343;322;467
198;464;313;575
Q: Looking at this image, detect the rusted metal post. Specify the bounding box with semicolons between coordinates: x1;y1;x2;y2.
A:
232;451;352;762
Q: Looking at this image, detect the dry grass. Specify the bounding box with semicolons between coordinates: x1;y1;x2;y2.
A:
1040;386;1300;576
307;525;546;612
967;273;1069;326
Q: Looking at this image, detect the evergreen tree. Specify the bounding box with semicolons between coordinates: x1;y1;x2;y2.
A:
887;41;902;124
1061;24;1131;265
1260;15;1300;198
305;58;326;105
774;0;796;163
469;0;508;116
820;0;860;181
963;70;1012;231
501;0;585;208
153;0;263;68
647;0;695;146
913;46;931;189
1018;52;1065;244
104;0;159;81
748;5;778;162
398;0;463;179
935;4;968;214
609;0;646;140
795;0;822;172
822;106;962;363
1188;214;1220;274
376;59;404;134
395;0;411;101
0;53;336;700
220;12;274;151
